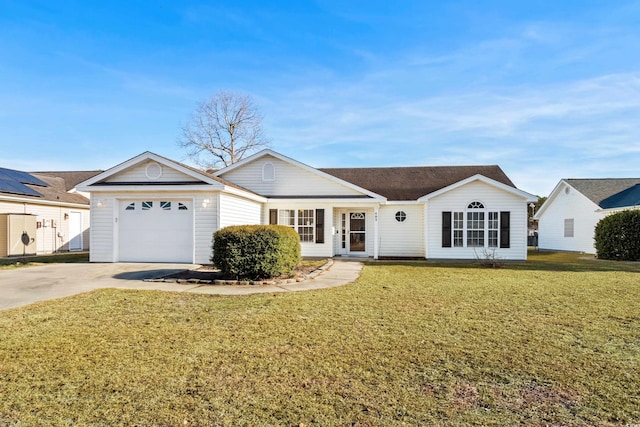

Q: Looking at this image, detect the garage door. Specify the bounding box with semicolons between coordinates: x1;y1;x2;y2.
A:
118;199;193;263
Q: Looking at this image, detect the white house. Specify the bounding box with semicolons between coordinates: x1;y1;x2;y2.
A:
77;150;536;263
0;168;99;256
535;178;640;254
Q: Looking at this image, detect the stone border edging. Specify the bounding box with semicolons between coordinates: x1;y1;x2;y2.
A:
143;259;334;286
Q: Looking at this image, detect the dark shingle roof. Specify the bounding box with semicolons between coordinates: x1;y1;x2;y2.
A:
319;165;515;200
567;178;640;208
34;171;103;191
28;174;92;205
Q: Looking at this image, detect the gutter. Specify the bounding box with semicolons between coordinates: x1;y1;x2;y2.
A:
0;195;89;209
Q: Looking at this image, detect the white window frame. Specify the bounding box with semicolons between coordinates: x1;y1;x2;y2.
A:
453;201;500;248
277;209;315;242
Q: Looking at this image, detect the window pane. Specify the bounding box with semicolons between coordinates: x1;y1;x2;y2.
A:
467;211;485;247
453;212;464;247
298;209;314;242
488;212;499;247
279;210;295;227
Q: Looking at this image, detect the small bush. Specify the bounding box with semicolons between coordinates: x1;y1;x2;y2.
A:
594;210;640;261
212;225;301;279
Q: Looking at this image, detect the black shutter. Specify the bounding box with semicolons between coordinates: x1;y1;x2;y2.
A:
269;209;278;225
315;209;325;244
442;211;452;248
500;211;510;248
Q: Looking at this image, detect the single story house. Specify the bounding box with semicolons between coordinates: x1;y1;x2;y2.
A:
535;178;640;254
76;150;536;263
0;167;100;256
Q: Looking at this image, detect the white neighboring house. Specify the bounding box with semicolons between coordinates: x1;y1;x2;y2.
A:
77;150;536;263
535;178;640;254
0;168;100;255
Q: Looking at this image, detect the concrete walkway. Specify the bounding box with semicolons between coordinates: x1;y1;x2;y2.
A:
0;260;363;310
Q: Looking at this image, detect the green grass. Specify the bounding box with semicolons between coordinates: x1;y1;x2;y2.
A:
0;252;639;425
0;252;89;269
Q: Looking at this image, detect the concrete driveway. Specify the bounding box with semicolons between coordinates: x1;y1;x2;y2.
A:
0;263;198;311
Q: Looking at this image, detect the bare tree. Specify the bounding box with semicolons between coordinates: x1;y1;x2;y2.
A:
178;90;270;168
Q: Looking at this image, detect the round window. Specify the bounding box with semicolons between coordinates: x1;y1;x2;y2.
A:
395;211;407;222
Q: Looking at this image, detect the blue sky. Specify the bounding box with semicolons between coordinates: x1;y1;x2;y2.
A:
1;0;639;196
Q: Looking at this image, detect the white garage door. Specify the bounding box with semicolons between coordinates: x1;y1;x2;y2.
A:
118;199;193;263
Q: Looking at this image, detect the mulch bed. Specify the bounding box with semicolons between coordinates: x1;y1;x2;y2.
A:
151;261;332;285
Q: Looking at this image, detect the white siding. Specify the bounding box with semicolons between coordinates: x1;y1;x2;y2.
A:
106;160;201;183
426;181;529;260
89;196;115;262
219;155;365;197
219;194;262;229
537;184;604;254
378;204;425;257
0;200;90;254
194;194;218;264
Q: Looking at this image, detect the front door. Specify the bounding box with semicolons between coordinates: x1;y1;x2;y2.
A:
349;212;366;252
68;211;83;251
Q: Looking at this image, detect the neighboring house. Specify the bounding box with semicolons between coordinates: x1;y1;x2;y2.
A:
535;178;640;254
0;167;101;255
76;150;536;263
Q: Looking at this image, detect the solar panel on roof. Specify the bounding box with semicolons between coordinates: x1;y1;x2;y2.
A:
0;178;43;197
0;167;48;187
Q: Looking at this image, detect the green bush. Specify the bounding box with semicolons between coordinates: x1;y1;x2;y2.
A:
211;225;301;279
594;210;640;261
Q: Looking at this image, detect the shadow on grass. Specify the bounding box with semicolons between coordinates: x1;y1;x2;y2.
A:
367;250;640;273
0;252;89;267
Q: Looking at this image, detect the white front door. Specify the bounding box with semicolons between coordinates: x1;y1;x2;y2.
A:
336;210;367;255
118;199;193;263
68;211;83;251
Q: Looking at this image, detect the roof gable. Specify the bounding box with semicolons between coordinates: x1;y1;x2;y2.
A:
417;174;536;202
216;150;386;200
321;165;517;201
77;152;226;190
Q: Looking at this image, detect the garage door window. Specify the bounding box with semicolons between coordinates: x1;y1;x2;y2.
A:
125;203;135;211
142;201;153;210
161;201;171;210
178;202;188;211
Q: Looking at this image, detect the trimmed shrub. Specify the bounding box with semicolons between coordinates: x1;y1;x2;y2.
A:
211;225;301;279
594;210;640;261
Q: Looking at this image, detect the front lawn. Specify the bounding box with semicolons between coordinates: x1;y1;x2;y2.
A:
0;252;638;425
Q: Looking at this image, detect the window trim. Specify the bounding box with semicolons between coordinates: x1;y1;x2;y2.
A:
274;208;316;243
443;201;510;249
